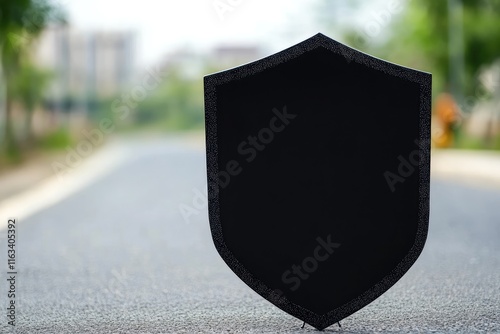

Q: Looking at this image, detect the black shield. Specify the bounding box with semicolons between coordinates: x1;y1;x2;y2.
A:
204;33;431;330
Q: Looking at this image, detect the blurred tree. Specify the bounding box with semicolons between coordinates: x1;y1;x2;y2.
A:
372;0;500;149
0;0;65;159
10;61;53;144
131;69;204;131
363;0;500;99
320;0;500;148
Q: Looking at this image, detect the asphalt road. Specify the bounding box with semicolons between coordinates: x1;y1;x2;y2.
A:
1;137;499;333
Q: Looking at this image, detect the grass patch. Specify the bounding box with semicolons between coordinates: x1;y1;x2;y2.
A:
37;128;74;151
455;131;500;150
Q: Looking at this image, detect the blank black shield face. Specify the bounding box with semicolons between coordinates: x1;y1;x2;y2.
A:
204;33;431;330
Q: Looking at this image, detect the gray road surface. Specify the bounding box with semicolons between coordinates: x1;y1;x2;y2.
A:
1;137;499;333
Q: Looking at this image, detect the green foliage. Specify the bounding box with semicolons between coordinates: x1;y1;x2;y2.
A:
0;0;65;160
11;62;53;110
37;127;73;150
1;0;65;67
356;0;500;97
456;132;500;150
125;69;204;131
334;1;500;149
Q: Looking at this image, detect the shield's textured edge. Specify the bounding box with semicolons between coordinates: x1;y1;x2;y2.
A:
204;33;431;330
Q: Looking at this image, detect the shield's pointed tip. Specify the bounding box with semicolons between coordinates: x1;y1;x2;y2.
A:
310;32;340;46
313;32;328;40
313;324;327;331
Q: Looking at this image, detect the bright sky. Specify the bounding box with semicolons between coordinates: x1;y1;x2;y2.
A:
62;0;316;67
61;0;387;68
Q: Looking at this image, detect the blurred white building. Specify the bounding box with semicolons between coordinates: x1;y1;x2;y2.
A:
209;45;262;69
34;25;136;112
156;45;263;79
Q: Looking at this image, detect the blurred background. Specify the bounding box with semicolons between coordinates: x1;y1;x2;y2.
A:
0;0;499;171
0;1;499;332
